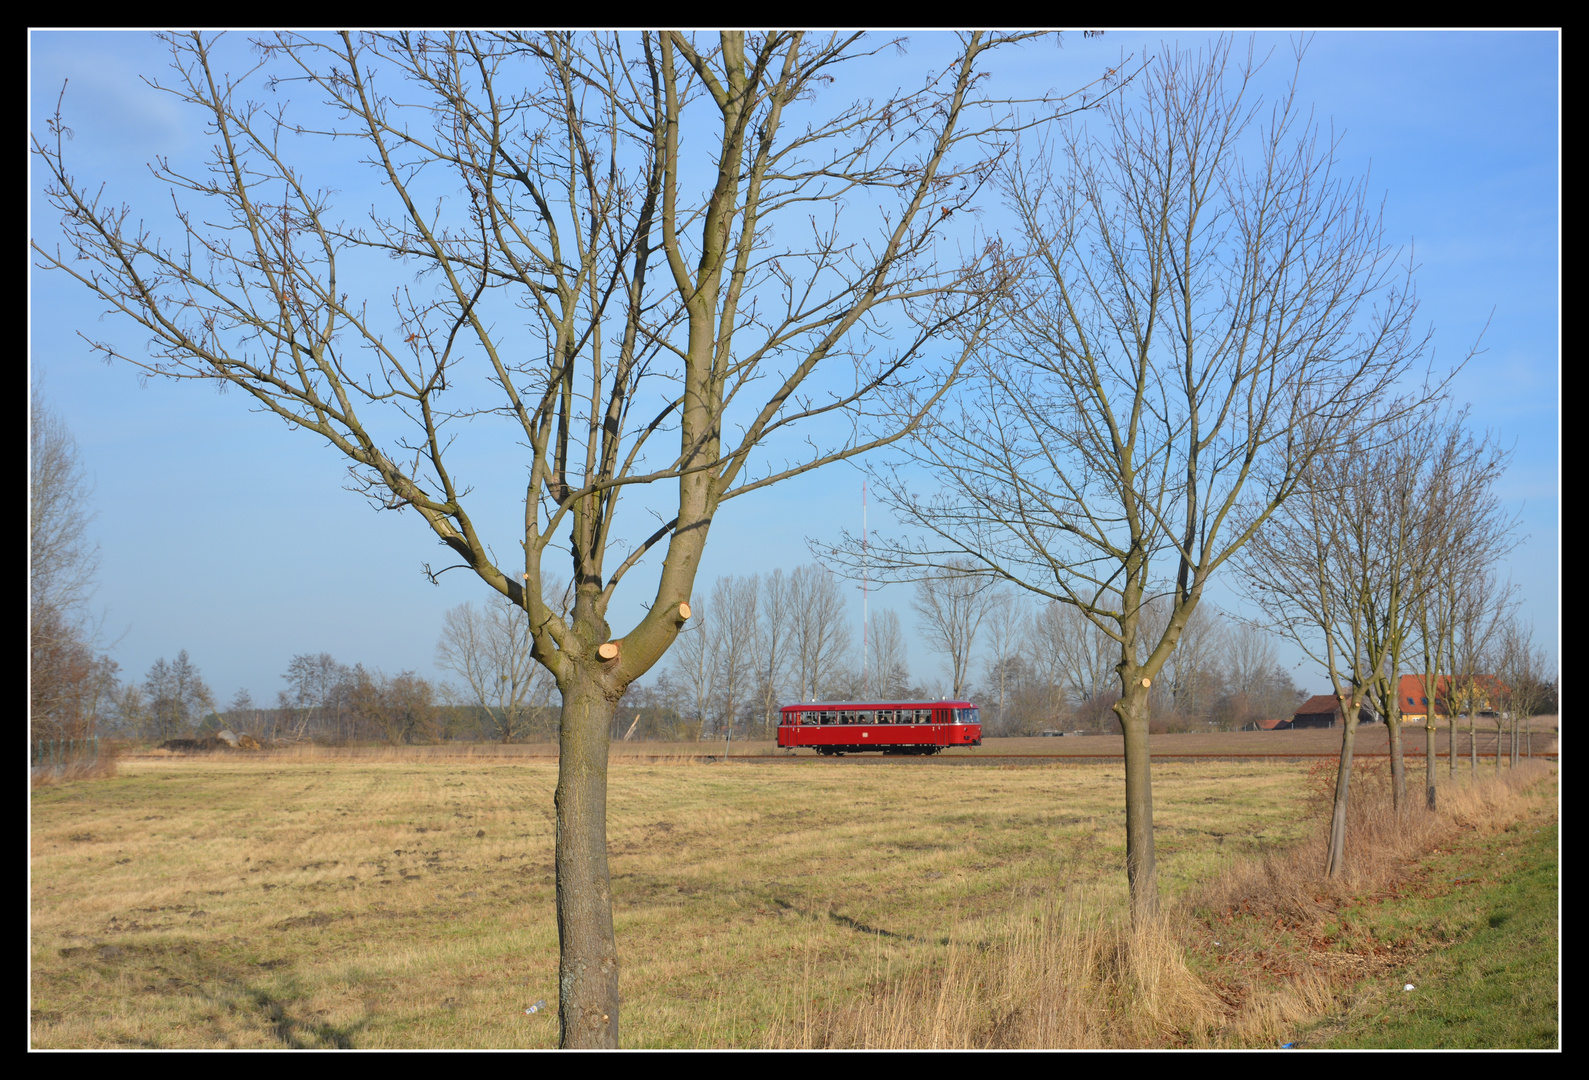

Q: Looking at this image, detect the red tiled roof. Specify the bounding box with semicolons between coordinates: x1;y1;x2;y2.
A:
1294;694;1344;717
1249;716;1290;730
1397;673;1509;715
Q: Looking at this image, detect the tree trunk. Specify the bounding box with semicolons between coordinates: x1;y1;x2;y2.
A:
554;672;621;1049
1425;722;1438;810
1469;715;1477;773
1325;707;1360;878
1385;712;1406;813
1495;714;1504;774
1114;685;1156;921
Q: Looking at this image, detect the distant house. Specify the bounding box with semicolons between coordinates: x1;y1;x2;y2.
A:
1242;716;1292;731
1289;694;1379;729
1398;674;1508;720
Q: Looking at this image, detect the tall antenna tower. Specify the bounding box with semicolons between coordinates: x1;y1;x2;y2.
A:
861;480;869;699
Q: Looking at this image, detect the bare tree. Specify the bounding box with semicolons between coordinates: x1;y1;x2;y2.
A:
1342;410;1510;815
279;652;353;742
752;569;794;737
710;574;760;746
1241;422;1400;878
1033;599;1118;729
348;666;440;745
225;687;267;741
1406;414;1514;804
978;594;1025;727
34;29;1115;1044
436;598;559;742
1415;512;1464;784
29;391;98;631
1206;622;1281;731
1226;622;1277;704
868;608;915;700
668;596;715;739
30;390;114;742
1496;616;1553;762
145;650;217;739
842;39;1438;915
110;680;151;738
1447;569;1514;775
911;558;1002;698
789;564;852;702
1355;443;1425;814
1164;603;1225;726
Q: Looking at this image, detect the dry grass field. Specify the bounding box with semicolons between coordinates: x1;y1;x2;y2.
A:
30;749;1556;1048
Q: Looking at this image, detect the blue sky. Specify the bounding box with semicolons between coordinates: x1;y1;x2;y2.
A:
29;30;1559;707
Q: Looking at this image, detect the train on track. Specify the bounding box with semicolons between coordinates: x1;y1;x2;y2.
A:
777;699;982;755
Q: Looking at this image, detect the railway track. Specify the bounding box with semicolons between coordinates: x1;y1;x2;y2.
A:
122;745;1556;765
643;750;1560;765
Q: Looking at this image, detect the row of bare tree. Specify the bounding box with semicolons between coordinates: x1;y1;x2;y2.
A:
984;601;1308;734
83;647;461;747
226;654;454;745
648;569;1311;738
1240;406;1553;875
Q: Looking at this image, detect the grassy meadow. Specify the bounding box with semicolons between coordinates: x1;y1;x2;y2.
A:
29;748;1556;1048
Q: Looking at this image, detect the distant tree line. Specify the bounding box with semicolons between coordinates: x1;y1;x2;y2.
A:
89;650;470;746
561;564;1319;741
44;568;1553;751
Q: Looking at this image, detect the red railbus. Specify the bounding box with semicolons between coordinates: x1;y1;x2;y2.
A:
777;700;983;755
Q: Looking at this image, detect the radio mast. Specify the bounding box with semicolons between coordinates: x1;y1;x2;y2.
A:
861;480;868;698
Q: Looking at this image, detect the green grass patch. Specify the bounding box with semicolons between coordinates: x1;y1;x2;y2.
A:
1302;816;1558;1049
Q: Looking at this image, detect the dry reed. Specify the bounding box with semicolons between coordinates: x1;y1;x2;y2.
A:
1194;757;1556;920
768;894;1222;1049
31;745;120;788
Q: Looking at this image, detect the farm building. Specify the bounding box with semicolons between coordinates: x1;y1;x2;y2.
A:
1288;694;1380;729
1397;673;1508;720
1241;716;1293;731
